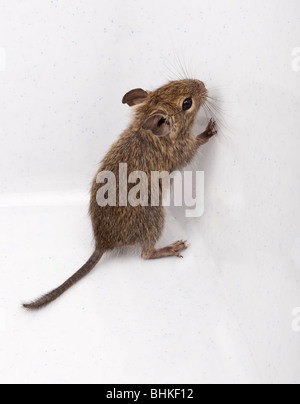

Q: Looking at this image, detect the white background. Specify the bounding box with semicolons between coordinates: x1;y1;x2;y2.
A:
0;0;300;384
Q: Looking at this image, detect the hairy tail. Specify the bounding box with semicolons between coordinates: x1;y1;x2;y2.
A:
23;250;105;310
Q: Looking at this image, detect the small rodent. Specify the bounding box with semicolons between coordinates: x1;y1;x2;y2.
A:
23;79;217;310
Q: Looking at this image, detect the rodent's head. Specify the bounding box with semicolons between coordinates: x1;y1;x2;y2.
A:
123;79;207;138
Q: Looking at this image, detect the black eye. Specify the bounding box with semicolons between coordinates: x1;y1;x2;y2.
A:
182;98;193;111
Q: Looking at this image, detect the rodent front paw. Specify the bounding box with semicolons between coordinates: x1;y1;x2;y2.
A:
205;118;218;138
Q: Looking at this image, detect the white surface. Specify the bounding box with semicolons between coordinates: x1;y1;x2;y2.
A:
0;0;300;384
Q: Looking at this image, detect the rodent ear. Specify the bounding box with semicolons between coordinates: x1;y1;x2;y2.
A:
122;88;149;106
142;113;171;137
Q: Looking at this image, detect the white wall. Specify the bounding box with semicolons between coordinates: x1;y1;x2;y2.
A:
0;0;299;384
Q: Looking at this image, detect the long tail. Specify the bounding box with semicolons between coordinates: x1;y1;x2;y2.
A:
23;250;105;310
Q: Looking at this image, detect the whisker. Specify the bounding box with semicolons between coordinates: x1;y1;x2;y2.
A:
204;101;231;132
175;54;189;80
182;55;191;80
206;95;223;102
177;57;185;80
202;103;210;122
206;100;228;115
205;103;223;121
163;60;184;82
204;105;218;123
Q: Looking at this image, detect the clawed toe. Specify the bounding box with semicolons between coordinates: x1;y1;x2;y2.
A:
169;240;189;257
206;119;217;137
171;240;189;250
174;251;184;258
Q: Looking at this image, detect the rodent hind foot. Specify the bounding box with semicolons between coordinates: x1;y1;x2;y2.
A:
142;240;189;260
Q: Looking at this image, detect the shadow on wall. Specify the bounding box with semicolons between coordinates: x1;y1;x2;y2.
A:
169;81;300;271
168;104;234;239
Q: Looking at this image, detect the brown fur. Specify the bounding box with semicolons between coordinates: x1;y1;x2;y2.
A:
90;79;215;252
23;79;217;310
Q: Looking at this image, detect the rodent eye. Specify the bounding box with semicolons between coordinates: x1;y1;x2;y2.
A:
182;98;193;111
